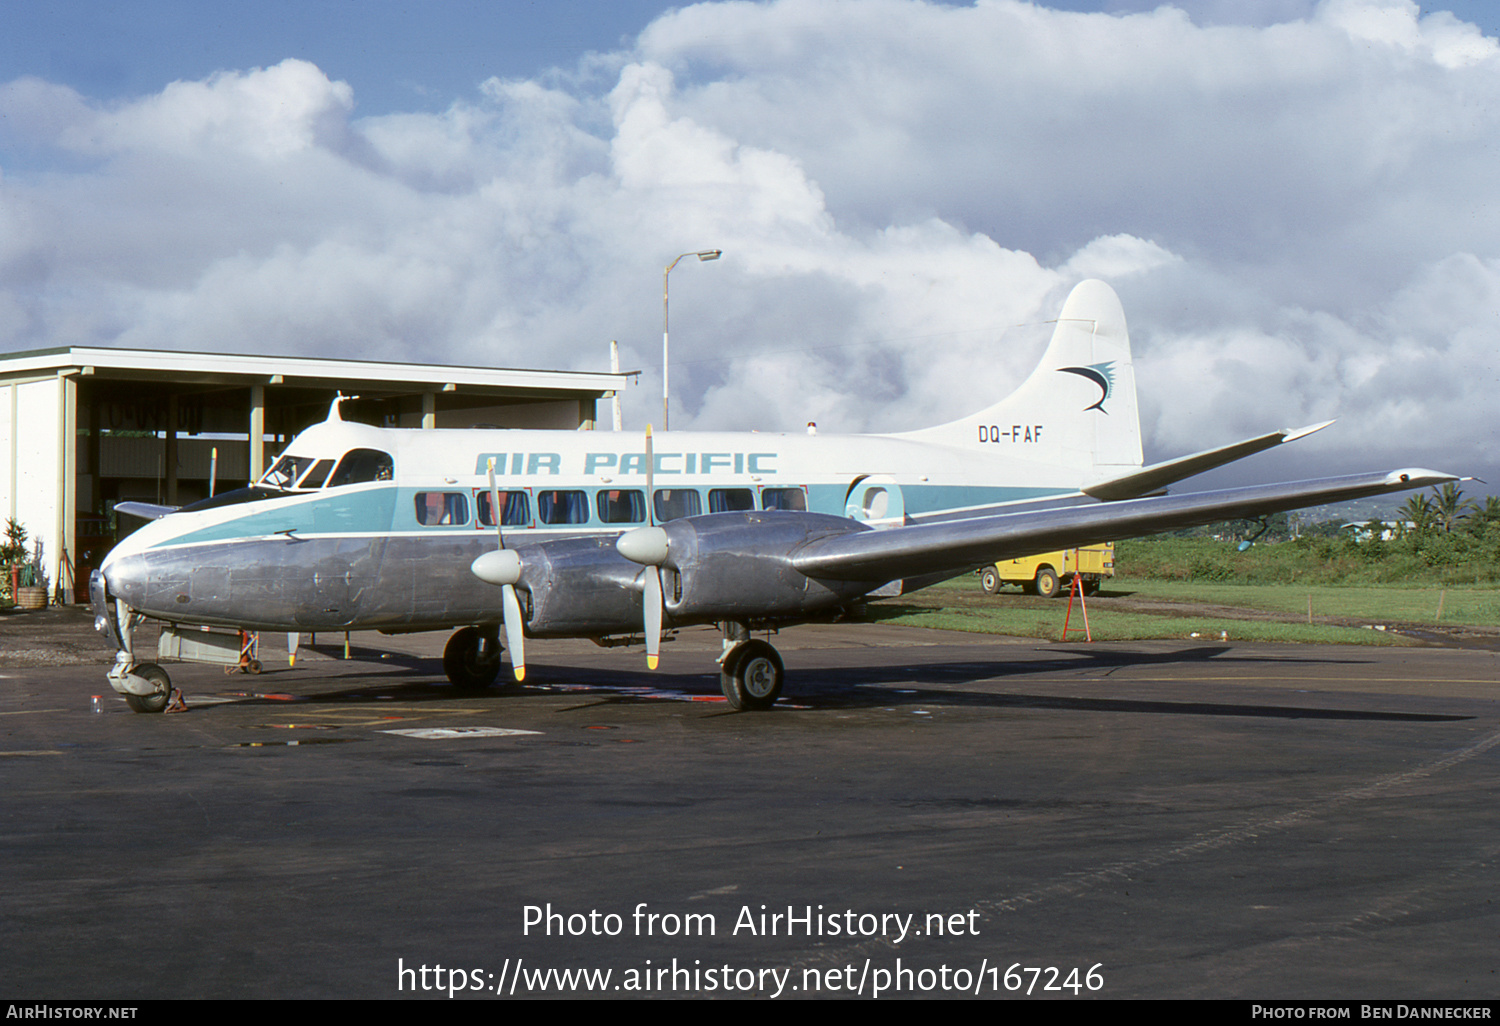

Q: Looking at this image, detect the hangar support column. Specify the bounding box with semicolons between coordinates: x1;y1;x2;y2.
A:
249;384;266;481
7;381;15;522
55;370;77;604
164;394;178;506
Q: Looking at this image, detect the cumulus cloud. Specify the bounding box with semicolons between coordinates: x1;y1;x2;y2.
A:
0;0;1497;489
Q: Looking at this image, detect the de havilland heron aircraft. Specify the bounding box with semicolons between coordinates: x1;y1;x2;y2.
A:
91;279;1456;712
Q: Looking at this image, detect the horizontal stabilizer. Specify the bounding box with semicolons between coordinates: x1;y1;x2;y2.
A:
1083;422;1334;501
795;468;1455;583
114;501;179;521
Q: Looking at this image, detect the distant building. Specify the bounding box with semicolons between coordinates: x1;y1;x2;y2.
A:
1342;521;1408;542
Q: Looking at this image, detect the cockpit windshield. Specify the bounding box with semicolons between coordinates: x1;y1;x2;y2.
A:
259;449;393;491
261;455;315;489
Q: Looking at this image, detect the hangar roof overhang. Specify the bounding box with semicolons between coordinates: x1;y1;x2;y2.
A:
0;346;634;402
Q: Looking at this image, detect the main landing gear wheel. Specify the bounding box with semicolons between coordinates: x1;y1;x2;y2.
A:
1033;567;1061;599
979;566;1001;594
443;626;502;691
124;663;172;714
720;640;784;711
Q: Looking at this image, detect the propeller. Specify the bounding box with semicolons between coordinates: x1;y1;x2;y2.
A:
614;425;667;670
469;457;527;681
643;425;663;670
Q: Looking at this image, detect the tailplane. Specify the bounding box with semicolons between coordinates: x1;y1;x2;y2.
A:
899;279;1143;480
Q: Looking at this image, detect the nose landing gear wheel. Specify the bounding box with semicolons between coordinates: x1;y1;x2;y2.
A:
720;640;783;711
124;663;172;714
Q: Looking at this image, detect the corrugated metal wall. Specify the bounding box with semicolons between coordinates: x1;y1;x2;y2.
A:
100;437;251;480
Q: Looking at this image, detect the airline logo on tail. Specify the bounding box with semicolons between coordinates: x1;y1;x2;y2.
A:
1059;362;1116;413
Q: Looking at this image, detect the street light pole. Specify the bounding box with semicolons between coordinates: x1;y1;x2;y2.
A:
663;249;721;430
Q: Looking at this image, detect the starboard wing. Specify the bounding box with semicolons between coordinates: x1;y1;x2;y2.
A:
792;468;1455;583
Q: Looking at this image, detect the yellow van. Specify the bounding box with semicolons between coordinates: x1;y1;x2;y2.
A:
979;543;1114;599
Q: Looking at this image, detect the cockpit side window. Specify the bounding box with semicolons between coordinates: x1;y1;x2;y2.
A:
327;448;394;487
298;459;335;490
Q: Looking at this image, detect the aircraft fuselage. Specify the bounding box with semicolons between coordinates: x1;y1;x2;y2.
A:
95;420;1082;644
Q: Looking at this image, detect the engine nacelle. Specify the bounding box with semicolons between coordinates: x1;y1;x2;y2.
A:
653;511;874;623
518;534;652;637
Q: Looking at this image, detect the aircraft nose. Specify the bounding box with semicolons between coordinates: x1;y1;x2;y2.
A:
98;551;149;610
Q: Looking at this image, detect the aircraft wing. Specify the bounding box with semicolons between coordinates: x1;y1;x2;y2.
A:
793;468;1455;583
1082;422;1334;501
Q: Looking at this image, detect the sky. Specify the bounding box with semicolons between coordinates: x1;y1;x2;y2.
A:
0;0;1497;495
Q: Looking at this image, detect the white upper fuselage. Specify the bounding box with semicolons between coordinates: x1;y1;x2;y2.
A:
104;416;1093;567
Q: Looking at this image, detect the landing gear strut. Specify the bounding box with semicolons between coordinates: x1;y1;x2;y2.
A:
101;596;176;714
443;626;503;691
719;622;784;711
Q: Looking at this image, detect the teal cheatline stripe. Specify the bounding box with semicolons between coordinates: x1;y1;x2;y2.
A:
149;481;1071;552
900;484;1065;516
147;488;400;549
809;482;1063;517
805;484;847;515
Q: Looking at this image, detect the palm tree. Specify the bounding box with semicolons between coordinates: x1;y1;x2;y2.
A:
1468;495;1500;534
1432;483;1477;534
1400;493;1437;535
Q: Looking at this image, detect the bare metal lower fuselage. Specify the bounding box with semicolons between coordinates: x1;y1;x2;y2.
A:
91;509;874;650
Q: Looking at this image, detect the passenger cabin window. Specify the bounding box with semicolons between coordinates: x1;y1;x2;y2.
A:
537;489;589;525
596;489;646;524
760;487;807;511
709;488;755;513
477;490;532;528
653;489;702;522
415;492;469;526
328;448;394;487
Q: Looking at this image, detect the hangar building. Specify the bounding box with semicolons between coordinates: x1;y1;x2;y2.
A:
0;347;631;604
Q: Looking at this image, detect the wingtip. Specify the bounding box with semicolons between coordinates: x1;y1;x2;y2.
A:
1384;468;1460;488
1282;420;1336;443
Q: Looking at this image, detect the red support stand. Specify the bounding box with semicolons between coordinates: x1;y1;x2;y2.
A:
1060;574;1092;642
227;630;262;674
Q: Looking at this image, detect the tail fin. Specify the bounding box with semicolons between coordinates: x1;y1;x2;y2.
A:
899;279;1143;479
